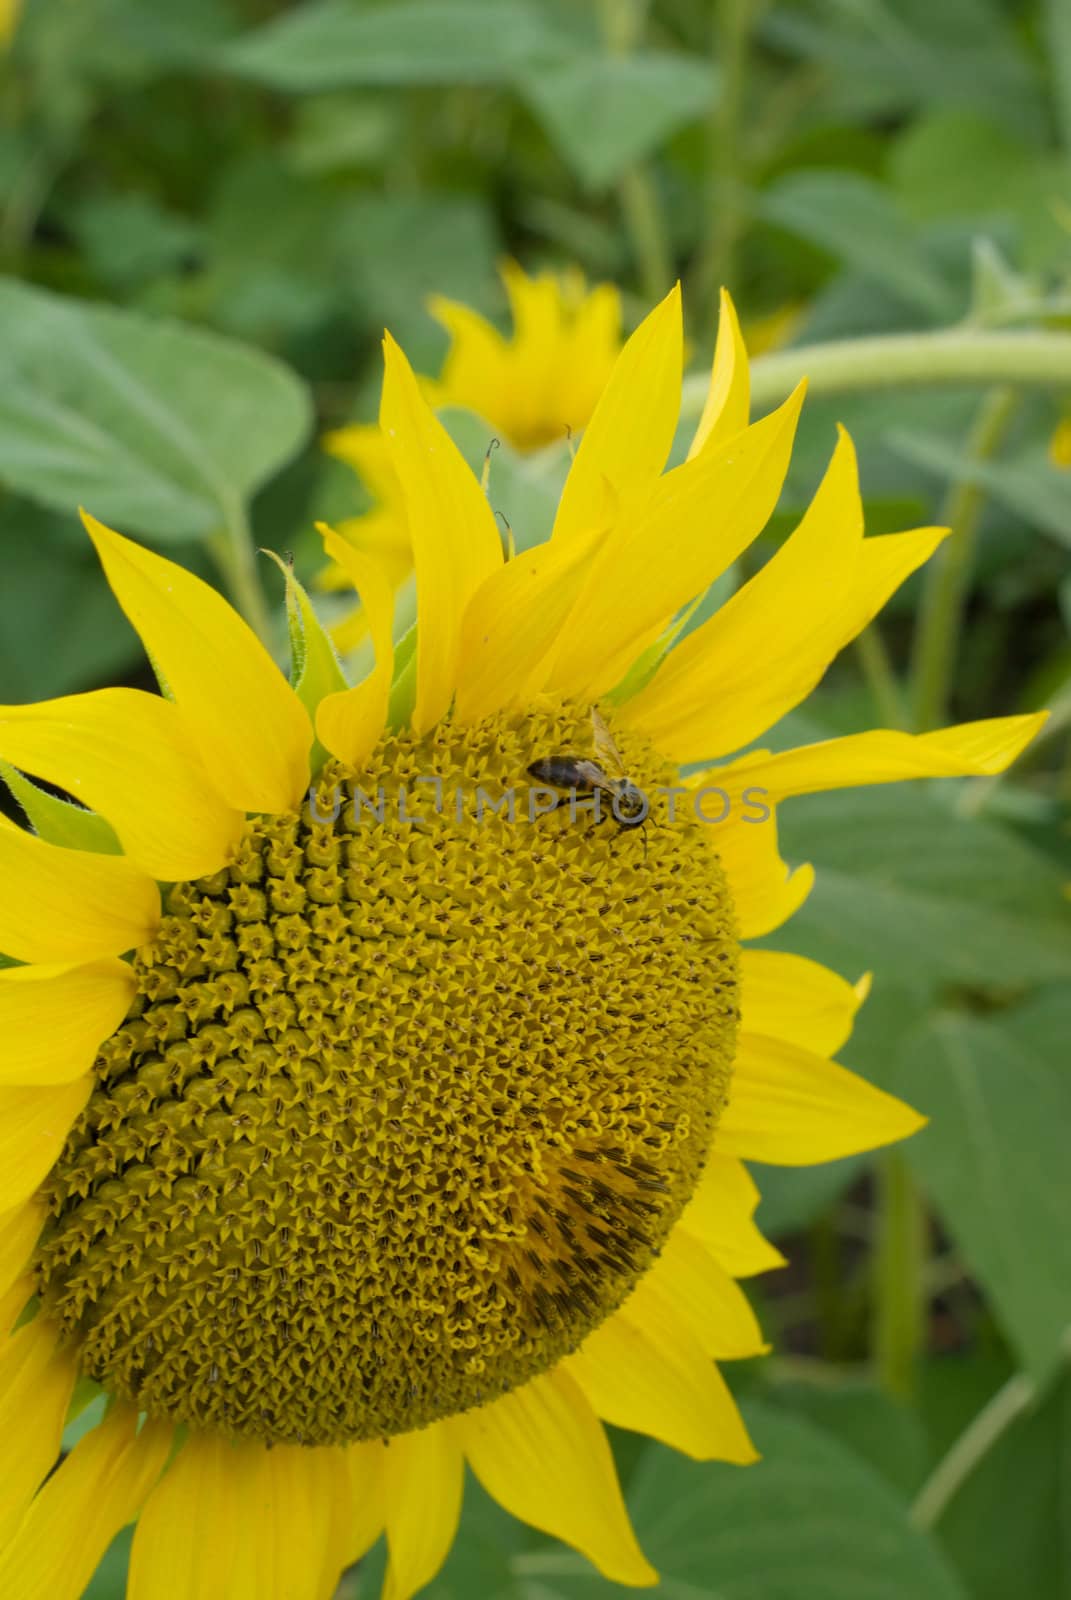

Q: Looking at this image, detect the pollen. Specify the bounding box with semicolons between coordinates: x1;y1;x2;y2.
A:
33;702;739;1446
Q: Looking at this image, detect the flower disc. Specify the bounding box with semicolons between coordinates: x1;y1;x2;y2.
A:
34;703;739;1445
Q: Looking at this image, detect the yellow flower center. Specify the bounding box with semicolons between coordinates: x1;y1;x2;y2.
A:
34;704;738;1446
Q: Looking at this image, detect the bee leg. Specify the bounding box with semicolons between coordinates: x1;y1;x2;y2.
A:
584;810;613;842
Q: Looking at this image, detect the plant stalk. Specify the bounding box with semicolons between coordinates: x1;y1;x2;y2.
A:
910;1372;1037;1529
598;0;672;303
853;624;911;730
213;497;273;647
698;0;753;314
910;386;1018;731
679;329;1071;415
873;1150;926;1401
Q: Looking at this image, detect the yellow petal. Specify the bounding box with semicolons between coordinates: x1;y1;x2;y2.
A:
687;286;750;459
314;524;395;767
548;383;806;701
340;1440;388;1566
0;1406;171;1600
0;1317;79;1548
679;1153;785;1277
0;1202;44;1304
722;713;1050;801
0;688;244;881
253;1444;352;1600
379;333;503;734
0;816;159;965
565;1298;757;1462
838;524;948;641
501;257;568;349
0;1078;91;1213
315;508;412;599
740;950;865;1058
712;805;814;939
622;426;860;760
322;421;402;508
457;1368;656;1586
428;295;509;421
639;1230;767;1359
718;1031;925;1164
0;959;133;1087
454;527;604;722
129;1433;237;1599
382;1424;464;1600
0;1277;33;1337
84;512;312;813
552;285;682;545
131;1435;347;1600
314;1448;373;1600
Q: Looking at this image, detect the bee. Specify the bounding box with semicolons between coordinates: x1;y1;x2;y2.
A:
527;707;650;844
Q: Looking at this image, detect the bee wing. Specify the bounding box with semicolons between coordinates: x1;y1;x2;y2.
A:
528;756;610;794
590;706;627;781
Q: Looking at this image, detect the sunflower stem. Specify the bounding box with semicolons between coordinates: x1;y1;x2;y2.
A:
597;0;673;304
873;1149;926;1401
910;387;1018;731
697;0;753;318
679;329;1071;414
853;624;911;730
617;167;674;304
910;1371;1038;1529
212;496;273;648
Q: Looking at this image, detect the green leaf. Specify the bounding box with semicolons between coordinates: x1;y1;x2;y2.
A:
0;762;121;854
887;111;1070;272
520;52;716;190
70;193;202;296
759;0;1042;137
0;279;312;541
931;1366;1071;1600
768;1378;929;1498
759;171;959;320
886;431;1071;552
85;1528;133;1600
0;499;144;702
753;1154;866;1240
336;194;501;362
891;992;1071;1383
765;787;1071;989
522;1405;966;1598
223;0;571;92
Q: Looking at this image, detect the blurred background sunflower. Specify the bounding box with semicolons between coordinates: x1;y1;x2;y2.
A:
1;2;1069;1598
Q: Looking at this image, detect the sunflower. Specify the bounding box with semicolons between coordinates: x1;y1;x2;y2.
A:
318;262;623;653
0;285;1045;1600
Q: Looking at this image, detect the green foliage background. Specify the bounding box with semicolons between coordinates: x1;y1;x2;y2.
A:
2;1;1069;1596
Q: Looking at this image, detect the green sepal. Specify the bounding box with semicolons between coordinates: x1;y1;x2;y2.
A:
605;592;707;706
262;549;349;778
64;1376;107;1442
1;760;122;853
605;561;742;706
387;621;419;730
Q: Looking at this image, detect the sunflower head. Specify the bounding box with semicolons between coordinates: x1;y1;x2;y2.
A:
34;704;738;1449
